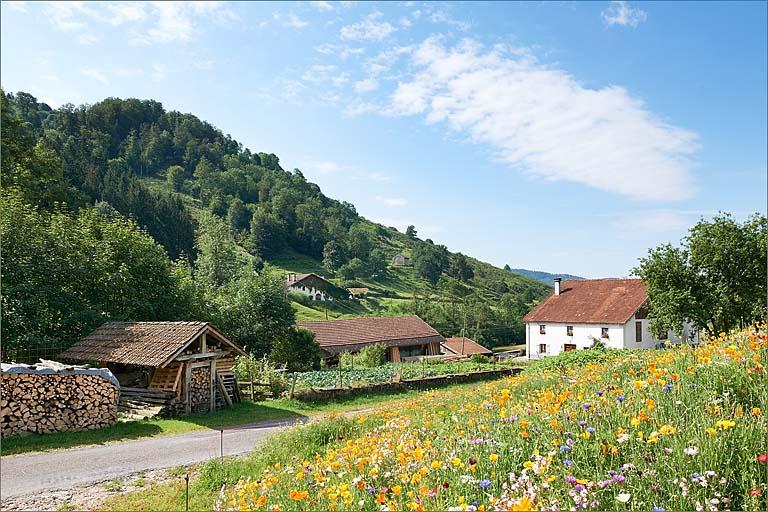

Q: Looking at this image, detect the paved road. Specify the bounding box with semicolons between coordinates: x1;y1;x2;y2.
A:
0;417;304;498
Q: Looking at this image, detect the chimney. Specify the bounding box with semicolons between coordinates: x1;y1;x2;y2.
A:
554;277;561;296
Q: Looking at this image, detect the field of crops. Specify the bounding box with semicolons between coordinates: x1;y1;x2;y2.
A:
291;361;511;390
218;327;768;511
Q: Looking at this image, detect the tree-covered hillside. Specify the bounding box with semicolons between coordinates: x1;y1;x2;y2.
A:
1;91;549;358
505;267;583;285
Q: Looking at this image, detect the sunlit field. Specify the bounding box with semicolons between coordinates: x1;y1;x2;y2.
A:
217;328;768;511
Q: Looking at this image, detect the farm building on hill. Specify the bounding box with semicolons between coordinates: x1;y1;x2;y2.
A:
441;337;493;357
391;253;412;266
296;315;444;363
286;273;341;301
59;322;246;417
523;278;699;359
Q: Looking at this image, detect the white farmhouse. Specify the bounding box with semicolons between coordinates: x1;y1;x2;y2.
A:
286;273;337;302
523;278;698;359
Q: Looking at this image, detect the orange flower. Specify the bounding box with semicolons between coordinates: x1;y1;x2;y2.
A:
289;490;309;501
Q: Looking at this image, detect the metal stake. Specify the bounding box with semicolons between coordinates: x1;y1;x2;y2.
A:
220;428;224;464
185;473;189;512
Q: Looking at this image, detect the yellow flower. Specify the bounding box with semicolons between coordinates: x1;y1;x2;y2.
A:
706;427;717;436
523;460;534;470
716;419;736;430
511;496;537;511
752;407;761;417
392;485;403;496
489;453;499;464
659;424;676;436
289;490;309;501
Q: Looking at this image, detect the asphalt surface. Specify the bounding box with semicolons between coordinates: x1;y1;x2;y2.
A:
0;417;303;498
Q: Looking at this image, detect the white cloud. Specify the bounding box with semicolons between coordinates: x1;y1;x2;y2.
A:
285;13;309;28
387;37;698;200
354;78;379;93
400;16;412;29
315;44;366;59
340;14;397;41
77;33;101;45
602;1;647;28
376;196;408;206
81;67;109;85
151;62;167;82
430;11;471;31
310;1;334;11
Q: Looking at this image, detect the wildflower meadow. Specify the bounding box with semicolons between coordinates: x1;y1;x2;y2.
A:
217;328;768;511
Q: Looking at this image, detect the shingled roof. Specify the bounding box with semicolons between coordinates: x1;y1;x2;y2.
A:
441;337;493;356
297;315;444;354
59;322;245;367
523;279;648;325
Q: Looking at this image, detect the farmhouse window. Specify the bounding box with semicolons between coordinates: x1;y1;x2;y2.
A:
564;343;576;352
601;327;609;339
635;321;643;342
539;325;546;335
566;325;573;336
539;343;547;354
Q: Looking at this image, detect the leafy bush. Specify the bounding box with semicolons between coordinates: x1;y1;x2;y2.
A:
527;346;630;373
356;343;386;367
470;354;493;364
233;354;287;397
270;327;321;372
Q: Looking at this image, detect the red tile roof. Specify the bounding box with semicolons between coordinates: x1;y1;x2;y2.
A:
441;337;493;356
59;322;245;367
296;315;444;354
523;279;648;325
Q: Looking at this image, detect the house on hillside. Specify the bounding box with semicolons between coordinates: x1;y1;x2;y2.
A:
392;253;412;266
60;322;246;416
286;273;339;301
347;287;369;300
297;315;444;363
441;337;493;357
523;278;699;359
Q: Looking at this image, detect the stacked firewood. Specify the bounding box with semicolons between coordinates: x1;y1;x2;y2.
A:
1;370;118;438
189;367;211;413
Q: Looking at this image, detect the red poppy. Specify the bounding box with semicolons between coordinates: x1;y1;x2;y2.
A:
749;489;762;497
758;454;768;463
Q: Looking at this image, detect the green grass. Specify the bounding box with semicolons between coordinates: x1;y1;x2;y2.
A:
98;379;505;511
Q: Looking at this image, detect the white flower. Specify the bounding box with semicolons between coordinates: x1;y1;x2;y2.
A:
616;493;631;504
684;446;699;457
617;433;630;443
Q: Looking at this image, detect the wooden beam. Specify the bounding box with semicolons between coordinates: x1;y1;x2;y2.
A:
201;332;207;353
216;373;233;407
184;362;192;415
173;364;183;399
209;358;216;412
175;351;228;362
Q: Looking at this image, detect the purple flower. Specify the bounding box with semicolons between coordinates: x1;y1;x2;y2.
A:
578;420;588;428
663;384;673;393
652;508;665;512
367;487;376;494
583;403;592;409
479;480;492;489
598;479;611;488
586;427;596;434
471;501;480;507
574;484;586;492
560;445;572;453
596;390;604;396
613;475;626;484
565;475;577;485
617;395;625;402
563;459;574;467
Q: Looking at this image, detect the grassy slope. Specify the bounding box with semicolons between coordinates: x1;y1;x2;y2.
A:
142;177;550;330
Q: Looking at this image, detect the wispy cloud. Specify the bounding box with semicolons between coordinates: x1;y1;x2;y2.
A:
81;66;109;85
354;78;379;93
430;11;471;31
310;1;334;11
77;33;101;45
386;36;698;201
340;13;397;41
602;1;647;28
376;196;408;206
285;13;309;28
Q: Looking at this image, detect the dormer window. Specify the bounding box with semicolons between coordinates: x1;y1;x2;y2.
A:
539;325;546;335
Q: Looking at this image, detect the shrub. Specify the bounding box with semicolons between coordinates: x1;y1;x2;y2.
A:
270;327;321;372
470;354;493;364
233;354;287;397
356;343;387;367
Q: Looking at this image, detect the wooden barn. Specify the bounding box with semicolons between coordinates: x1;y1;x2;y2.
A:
297;315;445;363
60;322;246;418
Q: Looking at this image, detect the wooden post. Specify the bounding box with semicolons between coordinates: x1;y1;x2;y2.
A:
249;368;254;401
210;358;216;412
289;373;297;400
201;332;207;353
184;362;192;415
338;359;343;388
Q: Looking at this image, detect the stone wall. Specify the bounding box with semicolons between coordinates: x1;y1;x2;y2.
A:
1;361;119;438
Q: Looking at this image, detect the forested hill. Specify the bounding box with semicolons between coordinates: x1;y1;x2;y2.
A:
1;91;549;358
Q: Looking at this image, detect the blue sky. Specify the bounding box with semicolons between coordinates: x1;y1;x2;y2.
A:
2;1;766;277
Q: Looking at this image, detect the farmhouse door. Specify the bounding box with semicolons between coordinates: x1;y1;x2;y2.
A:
564;344;577;352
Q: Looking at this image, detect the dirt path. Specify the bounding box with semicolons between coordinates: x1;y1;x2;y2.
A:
0;417;302;501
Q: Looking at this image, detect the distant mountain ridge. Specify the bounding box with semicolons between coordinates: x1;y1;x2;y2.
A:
506;268;583;285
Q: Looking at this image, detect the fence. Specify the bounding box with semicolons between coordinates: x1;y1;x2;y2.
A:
0;343;70;365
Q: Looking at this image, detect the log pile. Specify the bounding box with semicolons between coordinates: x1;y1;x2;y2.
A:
189;367;211;413
1;361;119;438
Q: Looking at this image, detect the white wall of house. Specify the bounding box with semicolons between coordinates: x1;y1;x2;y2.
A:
288;284;333;301
525;316;698;359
